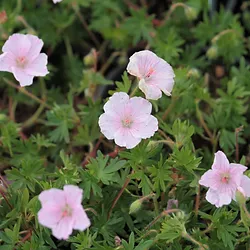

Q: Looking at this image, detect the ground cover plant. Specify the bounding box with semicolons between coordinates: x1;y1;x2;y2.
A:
1;0;250;249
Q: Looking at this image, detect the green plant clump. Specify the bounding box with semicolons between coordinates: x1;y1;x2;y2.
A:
0;0;250;249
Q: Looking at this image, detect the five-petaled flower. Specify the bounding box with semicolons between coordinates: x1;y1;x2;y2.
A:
199;151;250;208
0;34;49;87
127;50;175;100
98;92;158;149
38;185;90;240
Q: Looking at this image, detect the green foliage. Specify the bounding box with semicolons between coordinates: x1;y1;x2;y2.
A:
0;0;250;249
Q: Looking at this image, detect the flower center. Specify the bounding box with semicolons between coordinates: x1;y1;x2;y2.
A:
16;56;27;68
221;173;230;184
122;117;133;128
61;204;72;217
145;67;154;78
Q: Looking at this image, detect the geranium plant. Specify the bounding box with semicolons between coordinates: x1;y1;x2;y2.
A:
0;0;250;250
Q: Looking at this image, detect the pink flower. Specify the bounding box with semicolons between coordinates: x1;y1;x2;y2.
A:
127;50;175;100
38;185;90;240
52;0;62;3
0;34;49;87
98;92;158;149
199;151;250;207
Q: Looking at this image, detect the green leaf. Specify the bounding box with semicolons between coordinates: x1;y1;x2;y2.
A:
87;151;126;185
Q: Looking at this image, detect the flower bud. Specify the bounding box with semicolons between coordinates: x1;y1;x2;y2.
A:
187;68;200;79
118;55;127;66
0;114;7;122
84;49;96;66
185;6;197;21
129;199;142;214
206;46;218;60
146;140;159;152
0;10;7;24
236;187;246;205
115;236;121;246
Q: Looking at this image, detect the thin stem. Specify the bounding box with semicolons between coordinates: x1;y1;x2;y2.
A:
85;207;98;216
3;78;52;109
0;189;12;209
162;97;178;120
195;184;200;216
235;126;244;162
212;29;236;43
0;175;9;188
129;83;139;97
8;97;17;121
165;3;188;21
22;103;45;128
108;171;134;219
153;140;175;148
157;129;175;148
158;129;171;140
15;0;22;13
100;52;122;74
140;193;156;202
201;223;214;235
72;4;100;48
242;203;250;218
136;229;158;242
195;101;214;142
64;36;74;61
153;195;159;215
16;16;35;34
182;231;209;250
144;209;180;231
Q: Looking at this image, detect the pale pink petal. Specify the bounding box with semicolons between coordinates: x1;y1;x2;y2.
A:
25;53;49;76
229;163;247;186
38;188;65;206
38;185;90;240
114;128;141;149
154;58;175;78
38;206;62;228
229;163;247;174
217;193;232;207
211;151;230;170
26;34;44;61
63;185;83;207
98;113;121;140
103;92;129;117
12;67;34;87
131;115;158;139
199;170;217;188
200;150;249;208
206;188;219;207
147;76;174;96
127;50;175;99
206;189;232;208
73;207;91;231
0;52;15;72
2;34;31;58
52;217;74;240
0;34;49;87
53;0;63;3
128;96;152;117
147;58;175;96
99;92;158;149
127;50;159;78
139;79;162;100
239;175;250;197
